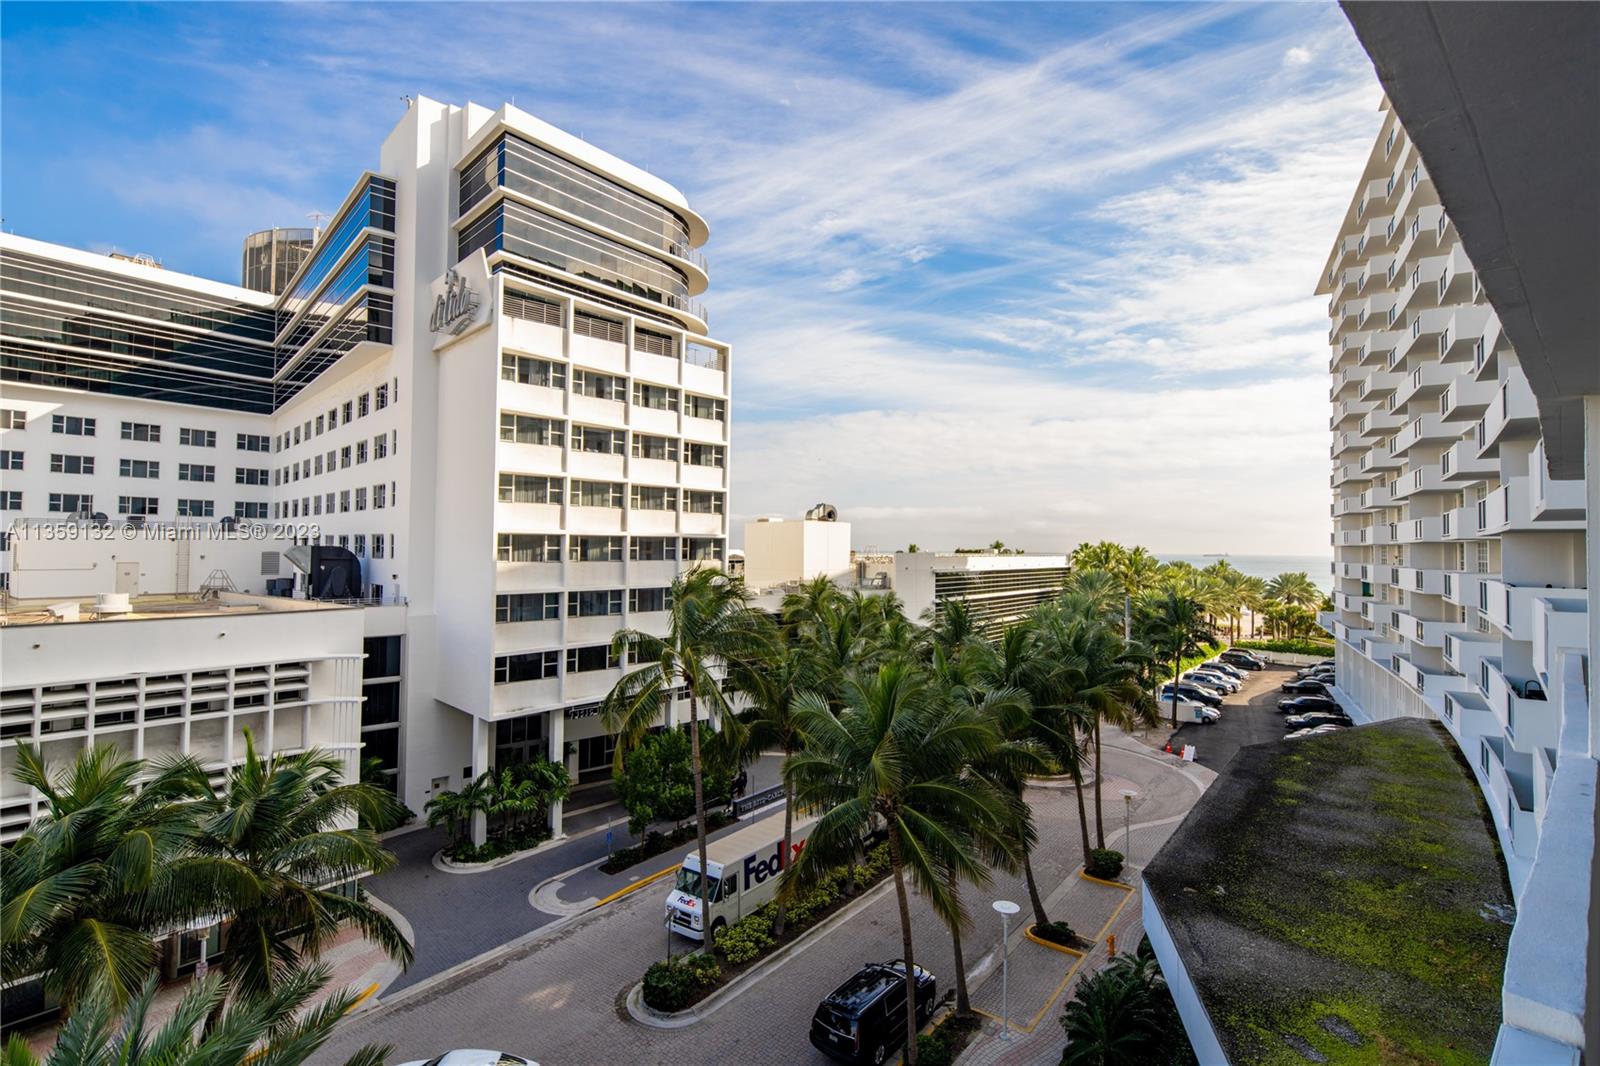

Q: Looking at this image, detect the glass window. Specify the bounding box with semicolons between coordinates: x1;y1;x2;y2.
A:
496;592;560;623
497;533;562;562
500;353;566;389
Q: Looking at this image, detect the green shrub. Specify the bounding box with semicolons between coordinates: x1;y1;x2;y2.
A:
916;1030;954;1066
1086;848;1125;880
1033;920;1077;946
641;952;722;1013
1233;638;1335;657
714;909;776;965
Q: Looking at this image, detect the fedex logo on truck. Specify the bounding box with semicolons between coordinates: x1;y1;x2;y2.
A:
742;838;805;888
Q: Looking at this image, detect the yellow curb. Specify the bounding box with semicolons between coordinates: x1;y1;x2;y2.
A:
1078;870;1134;891
594;864;677;908
1024;927;1086;956
1091;886;1137;943
345;982;379;1014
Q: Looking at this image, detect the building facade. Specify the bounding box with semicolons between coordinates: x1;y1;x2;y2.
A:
893;551;1070;628
1318;99;1588;894
0;97;730;834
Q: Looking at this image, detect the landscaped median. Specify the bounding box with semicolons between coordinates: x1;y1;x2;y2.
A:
626;842;893;1024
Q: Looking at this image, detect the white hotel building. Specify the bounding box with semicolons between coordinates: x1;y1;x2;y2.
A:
1318;99;1588;894
0;97;730;837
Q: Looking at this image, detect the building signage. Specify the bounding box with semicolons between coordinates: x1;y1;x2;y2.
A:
429;269;481;335
428;249;493;351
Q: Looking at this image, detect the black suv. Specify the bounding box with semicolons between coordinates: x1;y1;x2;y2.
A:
810;961;937;1065
1219;649;1266;670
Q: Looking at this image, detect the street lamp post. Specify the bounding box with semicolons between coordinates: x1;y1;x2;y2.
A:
1120;789;1138;863
992;899;1020;1041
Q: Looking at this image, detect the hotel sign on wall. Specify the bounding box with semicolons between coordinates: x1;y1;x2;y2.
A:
428;249;493;350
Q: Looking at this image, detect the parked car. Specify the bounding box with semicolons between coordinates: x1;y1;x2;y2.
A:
1281;678;1329;695
810;961;937;1065
1220;649;1266;670
1185;670;1239;694
399;1053;538;1066
1202;660;1247;681
1296;666;1336;681
1284;712;1352;730
1160;683;1223;709
1194;706;1221;724
1276;695;1341;715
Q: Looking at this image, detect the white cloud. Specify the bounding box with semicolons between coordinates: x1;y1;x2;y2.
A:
1284;46;1314;66
819;268;870;293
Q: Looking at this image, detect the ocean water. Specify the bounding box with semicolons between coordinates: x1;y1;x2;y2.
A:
1157;554;1334;594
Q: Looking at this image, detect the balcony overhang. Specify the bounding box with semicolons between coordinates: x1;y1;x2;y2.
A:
1341;2;1600;479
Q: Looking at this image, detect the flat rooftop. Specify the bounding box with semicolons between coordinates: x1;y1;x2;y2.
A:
0;592;353;628
1145;719;1512;1064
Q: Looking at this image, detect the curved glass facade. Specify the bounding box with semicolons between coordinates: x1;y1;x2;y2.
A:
459;134;695;261
460;201;691;311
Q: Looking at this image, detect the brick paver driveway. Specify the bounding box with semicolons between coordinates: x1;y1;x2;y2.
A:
313;740;1207;1065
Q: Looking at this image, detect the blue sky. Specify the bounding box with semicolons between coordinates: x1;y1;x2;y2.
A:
1;2;1380;556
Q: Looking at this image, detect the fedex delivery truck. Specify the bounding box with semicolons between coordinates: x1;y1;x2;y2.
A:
665;809;815;941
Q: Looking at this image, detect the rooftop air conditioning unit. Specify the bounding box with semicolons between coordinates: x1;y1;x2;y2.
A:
47;602;81;622
95;593;131;615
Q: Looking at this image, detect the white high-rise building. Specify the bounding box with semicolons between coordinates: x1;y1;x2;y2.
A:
1318;99;1588;892
0;97;730;835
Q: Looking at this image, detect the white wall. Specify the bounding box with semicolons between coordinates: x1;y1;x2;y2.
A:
742;518;851;589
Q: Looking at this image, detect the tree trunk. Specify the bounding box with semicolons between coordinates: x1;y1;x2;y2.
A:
688;687;711;942
1170;655;1180;727
1021;848;1049;928
947;868;971;1016
887;831;920;1066
1092;714;1106;850
1073;766;1092;862
774;790;793;937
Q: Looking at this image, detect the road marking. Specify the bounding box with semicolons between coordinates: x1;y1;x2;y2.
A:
593;864;677;907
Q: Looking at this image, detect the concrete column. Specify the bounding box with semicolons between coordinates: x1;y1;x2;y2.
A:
470;715;490;846
548;709;565;839
1587;397;1600;761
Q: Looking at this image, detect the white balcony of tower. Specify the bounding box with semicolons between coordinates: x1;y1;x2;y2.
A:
1474;373;1541;459
1528;440;1586;522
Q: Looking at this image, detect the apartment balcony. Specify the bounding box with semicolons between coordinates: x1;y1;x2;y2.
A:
1391;203;1445;270
1337;591;1374;615
563;666;625;703
1329;397;1367;430
1436;244;1478;306
1396;254;1451;314
1476;734;1537;861
1479;579;1587;641
1332;431;1364;459
1469;315;1511;382
1440;503;1479;541
1331;461;1368;488
1356;292;1399;331
1440;439;1495;483
1354;369;1401;403
1438;375;1497;423
1395;566;1447;596
1369;521;1401;545
1357;407;1404;440
1330;364;1364;399
1362;329;1406;369
491;676;561;718
1390;360;1455;409
1477;657;1559;754
1474;373;1540;457
1392;464;1451;500
1396;655;1472;701
1442;569;1486;610
1439;687;1494;748
1401;307;1455;358
1530;595;1587;678
1439;304;1494;367
1392;609;1460;648
1392;411;1454;456
1529;439;1587;522
1358;439;1402;473
1395;515;1443;543
1334;493;1364;518
1443;627;1497;676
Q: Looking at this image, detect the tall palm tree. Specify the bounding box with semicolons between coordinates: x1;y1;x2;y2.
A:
1;745;245;1014
1068;621;1158;850
1063;569;1123;622
2;966;389;1066
1071;541;1127;574
1140;589;1209;728
784;661;1008;1064
1267;571;1321;609
1240;575;1269;638
193;735;411;1004
601;567;763;929
727;628;814;937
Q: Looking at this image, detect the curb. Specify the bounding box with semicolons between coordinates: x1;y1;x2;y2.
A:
624;877;898;1029
429;833;569;876
1078;870;1135;891
1024;927;1086;957
594;864;678;907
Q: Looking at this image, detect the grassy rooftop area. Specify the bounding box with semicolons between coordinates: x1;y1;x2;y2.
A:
1145;719;1513;1065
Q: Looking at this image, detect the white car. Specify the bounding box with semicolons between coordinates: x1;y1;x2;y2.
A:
399;1053;538;1066
1286;724;1344;740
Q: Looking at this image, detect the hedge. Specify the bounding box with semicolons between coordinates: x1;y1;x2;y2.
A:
1232;638;1335;657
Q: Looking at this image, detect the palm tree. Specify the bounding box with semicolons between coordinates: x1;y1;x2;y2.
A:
0;745;245;1014
1071;541;1127;574
1240;575;1269;638
1140;590;1209;728
601;567;763;931
1058;959;1161;1066
784;661;1008;1064
422;771;492;852
1063;569;1123;622
1267;571;1321;609
727;629;814;937
193;735;412;1004
2;966;389;1066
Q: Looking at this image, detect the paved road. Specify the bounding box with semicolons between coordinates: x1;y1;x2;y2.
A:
1166;665;1298;772
372;752;785;992
315;739;1207;1065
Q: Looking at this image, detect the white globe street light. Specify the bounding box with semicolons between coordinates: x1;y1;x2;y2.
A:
992;899;1021;1041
